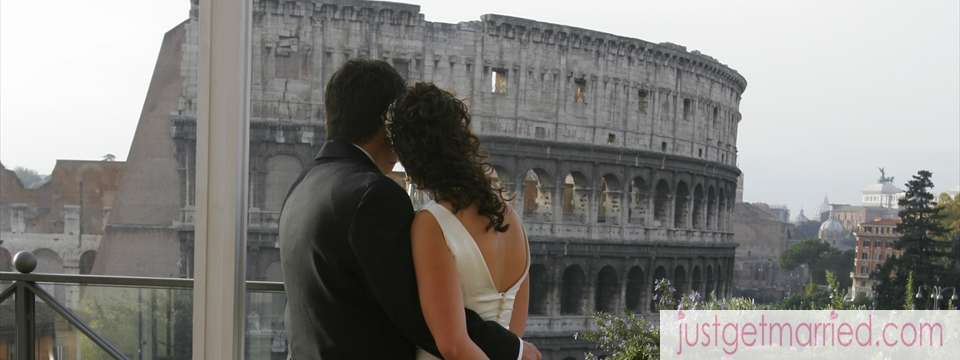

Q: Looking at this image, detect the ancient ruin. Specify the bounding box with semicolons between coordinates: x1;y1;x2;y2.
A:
92;1;746;357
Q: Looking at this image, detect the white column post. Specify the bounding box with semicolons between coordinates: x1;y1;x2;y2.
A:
193;0;251;358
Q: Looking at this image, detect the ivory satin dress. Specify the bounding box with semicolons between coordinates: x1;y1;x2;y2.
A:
416;200;530;360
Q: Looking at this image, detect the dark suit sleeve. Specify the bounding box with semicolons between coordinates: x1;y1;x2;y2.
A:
348;180;521;360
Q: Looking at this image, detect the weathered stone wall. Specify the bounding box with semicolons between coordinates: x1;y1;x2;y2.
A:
732;203;806;298
0;160;123;235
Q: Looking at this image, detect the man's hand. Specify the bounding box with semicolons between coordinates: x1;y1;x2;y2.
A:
520;340;541;360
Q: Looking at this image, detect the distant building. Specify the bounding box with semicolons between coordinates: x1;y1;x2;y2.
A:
736;173;744;204
816;195;831;222
732;203;807;301
818;211;846;248
829;205;898;233
850;218;902;298
861;168;904;209
0;160;123;307
794;208;809;225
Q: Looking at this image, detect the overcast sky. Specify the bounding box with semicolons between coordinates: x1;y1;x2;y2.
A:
2;0;958;217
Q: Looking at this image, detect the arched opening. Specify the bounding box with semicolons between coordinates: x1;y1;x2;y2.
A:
33;248;64;274
522;168;553;222
263;155;304;212
674;181;690;229
718;188;727;231
707;186;717;230
596;174;621;224
651;266;667;312
0;247;11;272
264;260;283;282
595;266;618;312
625;266;645;312
489;165;512;197
528;264;551;316
673;265;687;302
705;265;715;296
653;180;671;227
692;185;705;229
628;177;649;225
691;266;702;295
716;265;725;298
79;250;97;275
560;265;586;315
562;172;589;223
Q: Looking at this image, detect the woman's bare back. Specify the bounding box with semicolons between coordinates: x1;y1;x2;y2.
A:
436;200;528;293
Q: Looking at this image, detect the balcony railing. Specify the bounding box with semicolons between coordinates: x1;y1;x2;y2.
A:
0;251;285;360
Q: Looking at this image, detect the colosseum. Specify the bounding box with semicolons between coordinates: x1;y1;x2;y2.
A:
92;0;745;358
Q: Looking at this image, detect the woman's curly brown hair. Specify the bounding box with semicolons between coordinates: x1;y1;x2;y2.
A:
387;82;513;232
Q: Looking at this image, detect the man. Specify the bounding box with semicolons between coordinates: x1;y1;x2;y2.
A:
280;58;540;360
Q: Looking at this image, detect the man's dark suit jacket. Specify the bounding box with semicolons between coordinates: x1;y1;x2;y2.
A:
280;140;521;360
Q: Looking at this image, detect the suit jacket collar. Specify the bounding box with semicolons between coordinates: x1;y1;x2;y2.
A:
315;140;379;172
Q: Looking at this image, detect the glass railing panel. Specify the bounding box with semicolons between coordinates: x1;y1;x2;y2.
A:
244;288;287;359
0;291;15;359
38;282;193;359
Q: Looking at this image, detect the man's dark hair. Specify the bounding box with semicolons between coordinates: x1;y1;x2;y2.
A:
324;58;406;143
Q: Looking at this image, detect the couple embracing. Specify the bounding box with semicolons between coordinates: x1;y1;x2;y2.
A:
279;58;542;360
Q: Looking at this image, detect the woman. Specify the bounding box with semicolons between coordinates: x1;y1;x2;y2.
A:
387;82;531;360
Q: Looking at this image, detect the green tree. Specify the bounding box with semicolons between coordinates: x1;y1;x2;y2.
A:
13;166;50;189
779;238;830;272
779;238;851;287
814;249;855;289
935;193;960;294
938;193;960;238
872;171;955;309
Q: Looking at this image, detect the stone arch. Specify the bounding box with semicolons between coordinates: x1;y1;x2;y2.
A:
528;264;551;316
595;265;618;312
674;181;690;228
653;180;671;227
489;164;512;193
716;264;725;298
705;265;715;296
33;248;64;274
673;265;687;302
597;174;621;224
691;266;702;295
718;188;727;231
562;171;590;223
522;168;553;222
0;247;11;272
79;250;97;275
263;259;283;282
264;154;304;212
628;177;649;225
560;265;586;315
692;184;705;229
625;266;645;312
651;265;668;312
707;186;717;230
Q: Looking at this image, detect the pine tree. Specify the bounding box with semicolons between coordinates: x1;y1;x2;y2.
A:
872;170;954;309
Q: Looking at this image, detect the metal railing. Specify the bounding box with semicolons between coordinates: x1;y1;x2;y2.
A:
0;250;285;359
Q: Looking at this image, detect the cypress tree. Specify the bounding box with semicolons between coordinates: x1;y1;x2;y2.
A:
872;170;953;309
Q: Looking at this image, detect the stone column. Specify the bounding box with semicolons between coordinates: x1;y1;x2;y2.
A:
605;190;621;225
537;185;555;223
63;205;81;236
573;188;591;223
10;203;27;234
